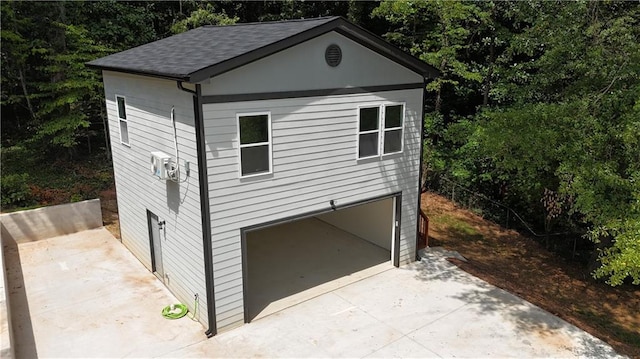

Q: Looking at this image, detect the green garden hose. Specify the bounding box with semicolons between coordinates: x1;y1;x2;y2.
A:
162;294;198;320
162;303;188;319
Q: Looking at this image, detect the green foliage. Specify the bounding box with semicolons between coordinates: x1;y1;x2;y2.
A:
469;2;640;284
0;173;32;208
0;1;42;143
1;2;113;154
171;4;238;34
376;0;639;285
374;0;486;92
70;1;159;51
32;22;110;149
592;216;640;286
422;112;446;175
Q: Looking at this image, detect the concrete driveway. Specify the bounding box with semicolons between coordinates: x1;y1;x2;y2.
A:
5;228;624;358
167;249;623;358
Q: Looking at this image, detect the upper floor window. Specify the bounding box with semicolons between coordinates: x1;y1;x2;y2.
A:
358;106;380;158
238;112;272;177
116;95;129;146
383;104;404;154
357;103;404;159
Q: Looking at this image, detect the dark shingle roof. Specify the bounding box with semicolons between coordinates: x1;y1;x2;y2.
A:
87;16;438;82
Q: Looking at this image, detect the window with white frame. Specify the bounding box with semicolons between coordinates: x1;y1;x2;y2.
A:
383;104;404;154
358;106;380;158
116;95;129;146
357;103;404;158
238;112;271;177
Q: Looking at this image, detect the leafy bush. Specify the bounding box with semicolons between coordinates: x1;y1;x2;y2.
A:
1;173;33;208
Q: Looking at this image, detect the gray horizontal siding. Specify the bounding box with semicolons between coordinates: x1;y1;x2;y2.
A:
204;88;422;332
102;71;209;325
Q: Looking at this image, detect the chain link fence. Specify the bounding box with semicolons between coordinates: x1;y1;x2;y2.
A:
425;175;593;262
426;176;569;238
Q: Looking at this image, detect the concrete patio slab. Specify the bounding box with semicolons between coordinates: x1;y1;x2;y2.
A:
3;227;625;358
4;228;206;358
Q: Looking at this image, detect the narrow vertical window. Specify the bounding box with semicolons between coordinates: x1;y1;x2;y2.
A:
116;95;129;146
358;106;380;158
383;104;404;154
238;113;271;177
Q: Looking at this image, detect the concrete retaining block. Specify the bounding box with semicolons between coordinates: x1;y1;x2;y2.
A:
1;226;14;359
0;199;103;244
0;199;103;357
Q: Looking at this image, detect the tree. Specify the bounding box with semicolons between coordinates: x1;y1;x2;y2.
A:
1;1;157;156
372;0;505;188
1;1;43;144
374;0;483;111
469;1;640;285
33;21;110;151
170;4;238;34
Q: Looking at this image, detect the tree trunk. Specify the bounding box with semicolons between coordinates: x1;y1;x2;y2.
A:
18;65;36;122
101;106;111;160
434;58;447;112
544;212;551;249
420;146;429;192
9;2;36;123
483;36;495;107
435;26;449;112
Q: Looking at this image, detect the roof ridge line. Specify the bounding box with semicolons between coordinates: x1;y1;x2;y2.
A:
202;16;339;28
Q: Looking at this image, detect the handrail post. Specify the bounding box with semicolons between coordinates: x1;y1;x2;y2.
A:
417;209;429;249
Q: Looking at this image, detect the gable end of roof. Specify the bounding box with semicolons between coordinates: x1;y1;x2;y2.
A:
87;16;439;82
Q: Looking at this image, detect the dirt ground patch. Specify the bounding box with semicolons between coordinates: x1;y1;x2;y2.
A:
421;192;640;358
100;188;120;239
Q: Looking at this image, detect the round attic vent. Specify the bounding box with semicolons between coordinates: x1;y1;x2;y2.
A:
325;44;342;67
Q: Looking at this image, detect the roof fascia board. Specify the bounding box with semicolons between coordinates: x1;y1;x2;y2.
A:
87;64;189;82
201;82;424;104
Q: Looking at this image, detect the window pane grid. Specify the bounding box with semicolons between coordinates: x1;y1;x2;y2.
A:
358;103;404;159
117;96;127;120
240;145;270;176
116;95;129;146
384;105;402;128
119;120;129;145
359;107;379;131
238;113;271;177
358;133;379;157
239;114;269;145
383;129;402;154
